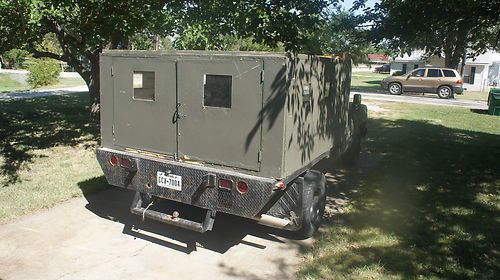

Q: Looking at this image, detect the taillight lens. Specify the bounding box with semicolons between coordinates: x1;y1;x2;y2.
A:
236;181;248;194
109;155;118;166
456;79;463;85
120;158;132;169
218;178;233;190
274;181;286;190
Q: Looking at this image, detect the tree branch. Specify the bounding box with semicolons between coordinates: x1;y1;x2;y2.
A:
31;50;66;61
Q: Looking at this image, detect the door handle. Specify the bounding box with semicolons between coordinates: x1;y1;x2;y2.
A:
172;103;183;124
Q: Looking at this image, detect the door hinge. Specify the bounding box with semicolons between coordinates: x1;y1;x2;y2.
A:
260;70;264;84
111;66;114;76
258;151;262;162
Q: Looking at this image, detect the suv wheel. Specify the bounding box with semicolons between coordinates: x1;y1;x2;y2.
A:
389;83;402;95
437;86;453;99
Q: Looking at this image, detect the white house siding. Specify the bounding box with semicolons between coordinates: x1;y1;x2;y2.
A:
488;62;500;86
390;62;425;74
462;64;489;91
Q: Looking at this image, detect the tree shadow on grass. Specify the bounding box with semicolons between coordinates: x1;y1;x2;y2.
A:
0;93;98;185
300;118;500;279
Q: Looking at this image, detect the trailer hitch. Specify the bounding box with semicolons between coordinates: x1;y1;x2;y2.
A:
130;192;216;233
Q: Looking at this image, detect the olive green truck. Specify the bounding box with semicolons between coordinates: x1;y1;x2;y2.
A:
97;51;367;237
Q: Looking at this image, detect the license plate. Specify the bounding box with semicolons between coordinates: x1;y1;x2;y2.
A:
157;172;182;191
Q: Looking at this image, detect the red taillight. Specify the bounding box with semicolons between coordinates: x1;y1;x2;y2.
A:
236;181;248;194
274;181;286;190
120;157;132;169
218;178;233;190
456;79;463;85
109;155;118;166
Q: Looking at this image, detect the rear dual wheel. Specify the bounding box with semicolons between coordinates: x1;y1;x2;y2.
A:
296;170;327;238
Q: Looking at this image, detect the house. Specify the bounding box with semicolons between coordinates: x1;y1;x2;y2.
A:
390;50;500;92
367;54;390;65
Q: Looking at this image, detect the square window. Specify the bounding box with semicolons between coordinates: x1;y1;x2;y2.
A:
204;74;232;108
427;69;442;77
133;71;155;101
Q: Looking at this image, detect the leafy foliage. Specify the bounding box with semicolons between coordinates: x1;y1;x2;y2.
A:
27;58;61;88
174;0;328;51
304;8;373;64
1;49;30;69
0;0;330;114
364;0;500;68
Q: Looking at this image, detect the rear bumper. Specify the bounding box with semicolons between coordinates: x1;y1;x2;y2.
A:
96;148;304;229
453;86;464;94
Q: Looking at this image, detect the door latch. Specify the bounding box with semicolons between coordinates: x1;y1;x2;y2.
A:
172;103;183;123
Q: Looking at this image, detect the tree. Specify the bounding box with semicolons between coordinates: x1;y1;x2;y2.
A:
364;0;500;69
0;0;328;116
304;8;374;64
0;0;171;114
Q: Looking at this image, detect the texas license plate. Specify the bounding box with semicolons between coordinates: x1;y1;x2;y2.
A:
157;172;182;191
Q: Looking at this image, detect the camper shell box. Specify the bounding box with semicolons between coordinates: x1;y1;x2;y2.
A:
97;51;362;233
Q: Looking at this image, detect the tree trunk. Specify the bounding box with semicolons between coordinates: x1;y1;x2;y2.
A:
77;52;101;119
88;53;100;118
444;51;460;69
459;50;467;75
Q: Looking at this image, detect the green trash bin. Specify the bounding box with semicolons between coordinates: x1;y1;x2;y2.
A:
488;88;500;116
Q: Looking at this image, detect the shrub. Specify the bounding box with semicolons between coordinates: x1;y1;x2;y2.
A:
2;49;30;69
27;59;61;88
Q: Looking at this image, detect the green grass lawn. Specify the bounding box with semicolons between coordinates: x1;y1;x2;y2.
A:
0;93;104;223
351;72;390;93
0;73;86;93
0;73;25;92
298;101;500;279
456;90;490;102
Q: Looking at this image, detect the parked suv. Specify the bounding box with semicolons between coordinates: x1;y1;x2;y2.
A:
374;64;390;74
381;68;464;98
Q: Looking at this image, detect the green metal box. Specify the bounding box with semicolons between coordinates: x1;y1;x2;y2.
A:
488;88;500;116
99;51;353;179
96;51;362;235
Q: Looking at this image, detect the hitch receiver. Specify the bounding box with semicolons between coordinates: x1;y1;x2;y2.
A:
130;192;216;233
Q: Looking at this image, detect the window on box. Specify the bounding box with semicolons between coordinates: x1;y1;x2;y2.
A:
133;71;155;101
203;74;232;108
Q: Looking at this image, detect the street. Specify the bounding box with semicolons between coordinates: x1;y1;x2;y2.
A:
353;91;488;110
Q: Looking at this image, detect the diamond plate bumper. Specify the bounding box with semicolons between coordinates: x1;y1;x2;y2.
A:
97;148;302;222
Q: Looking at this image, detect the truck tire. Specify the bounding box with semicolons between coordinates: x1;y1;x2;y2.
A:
296;170;327;238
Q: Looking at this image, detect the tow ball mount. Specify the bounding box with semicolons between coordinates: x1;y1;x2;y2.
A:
130;192;216;233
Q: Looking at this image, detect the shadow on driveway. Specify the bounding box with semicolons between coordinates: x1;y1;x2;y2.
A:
78;177;313;255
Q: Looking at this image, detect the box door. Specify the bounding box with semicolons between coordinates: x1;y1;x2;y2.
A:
112;57;177;156
177;59;263;171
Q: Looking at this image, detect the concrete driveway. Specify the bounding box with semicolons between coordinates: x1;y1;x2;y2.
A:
0;138;375;280
0;185;318;280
